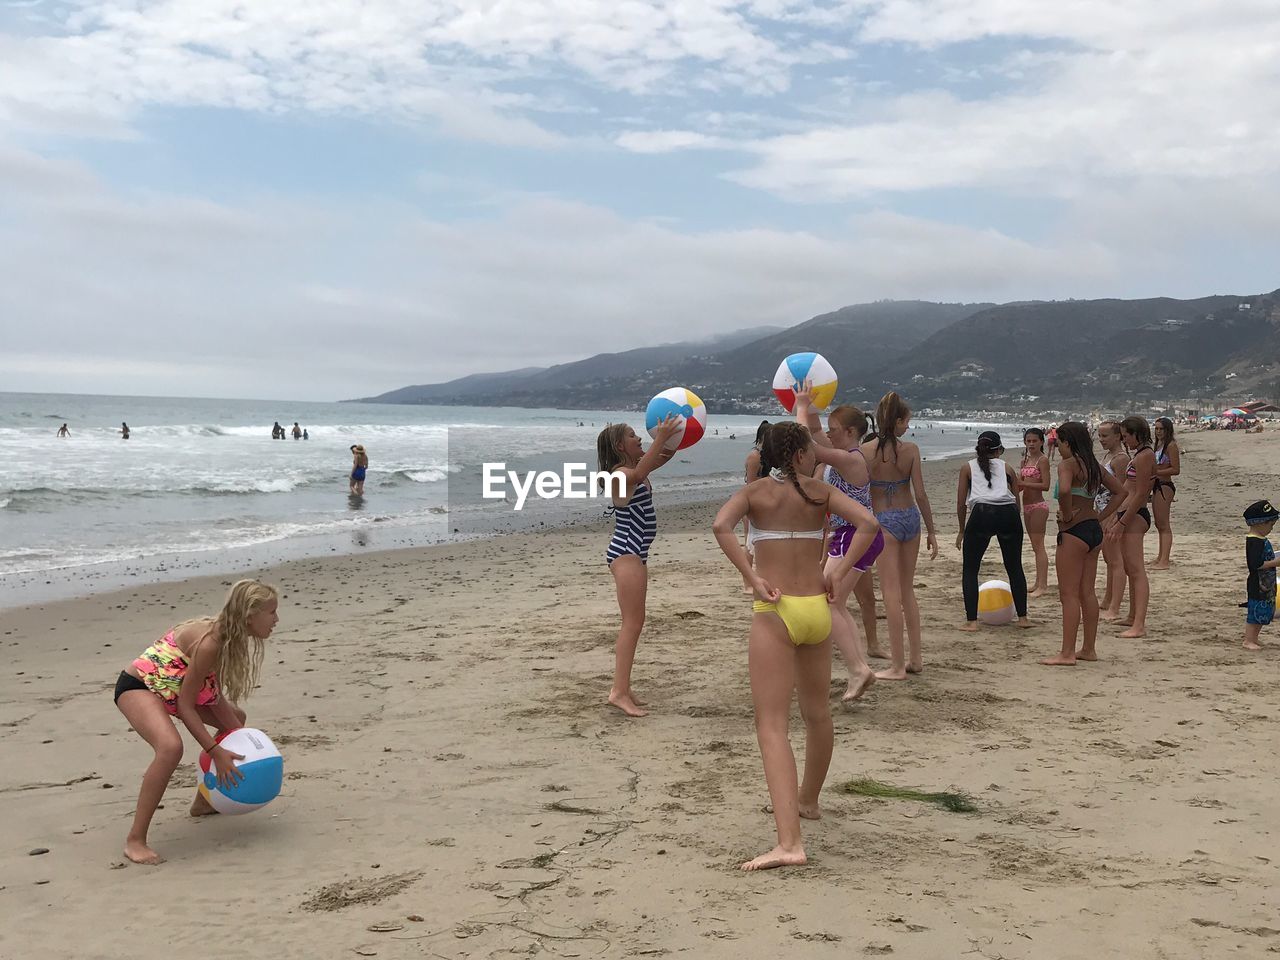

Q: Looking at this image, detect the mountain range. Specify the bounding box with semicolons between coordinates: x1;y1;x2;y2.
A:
353;291;1280;413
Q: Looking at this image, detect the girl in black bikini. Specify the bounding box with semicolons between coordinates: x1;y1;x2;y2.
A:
1042;422;1125;665
1150;417;1180;570
1096;421;1131;622
1107;416;1157;638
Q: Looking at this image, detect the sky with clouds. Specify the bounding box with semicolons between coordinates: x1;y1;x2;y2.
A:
2;1;1279;400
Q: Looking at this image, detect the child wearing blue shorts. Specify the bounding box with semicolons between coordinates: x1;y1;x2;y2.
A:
1243;499;1279;650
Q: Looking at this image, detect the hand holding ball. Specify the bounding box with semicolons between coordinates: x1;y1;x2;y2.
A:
645;387;707;450
198;727;283;815
773;352;838;412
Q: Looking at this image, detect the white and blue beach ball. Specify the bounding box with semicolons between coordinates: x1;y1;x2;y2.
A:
197;727;283;815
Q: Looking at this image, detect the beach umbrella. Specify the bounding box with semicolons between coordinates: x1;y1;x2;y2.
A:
1223;407;1249;417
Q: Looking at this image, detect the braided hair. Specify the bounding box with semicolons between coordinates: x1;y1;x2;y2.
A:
975;432;1002;487
762;422;825;507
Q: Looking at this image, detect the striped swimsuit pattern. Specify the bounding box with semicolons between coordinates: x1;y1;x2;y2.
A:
605;480;657;564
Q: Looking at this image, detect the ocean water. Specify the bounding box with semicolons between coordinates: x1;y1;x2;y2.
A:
0;392;1002;606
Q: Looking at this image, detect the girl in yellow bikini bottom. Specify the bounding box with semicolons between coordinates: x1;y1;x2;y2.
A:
752;594;832;646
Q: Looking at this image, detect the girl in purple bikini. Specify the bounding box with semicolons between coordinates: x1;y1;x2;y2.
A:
793;381;882;701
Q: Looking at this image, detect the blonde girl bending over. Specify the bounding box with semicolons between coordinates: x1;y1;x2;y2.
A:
713;422;879;871
863;392;938;680
112;579;279;865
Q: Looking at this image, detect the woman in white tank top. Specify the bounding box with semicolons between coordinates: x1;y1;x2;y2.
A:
954;431;1031;630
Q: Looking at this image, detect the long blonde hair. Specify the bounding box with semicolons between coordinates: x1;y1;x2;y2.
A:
184;579;276;703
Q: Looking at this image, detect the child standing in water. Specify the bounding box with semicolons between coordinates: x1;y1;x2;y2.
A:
112;579;279;865
349;444;368;495
596;416;681;717
1242;499;1279;650
712;422;878;870
863;392;938;680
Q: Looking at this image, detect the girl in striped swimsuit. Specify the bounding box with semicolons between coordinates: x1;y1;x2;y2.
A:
596;416;681;717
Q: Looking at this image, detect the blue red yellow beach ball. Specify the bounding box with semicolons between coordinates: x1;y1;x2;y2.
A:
645;387;707;450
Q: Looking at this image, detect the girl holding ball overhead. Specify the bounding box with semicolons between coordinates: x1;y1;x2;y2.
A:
112;579;279;865
792;380;882;701
596;415;681;717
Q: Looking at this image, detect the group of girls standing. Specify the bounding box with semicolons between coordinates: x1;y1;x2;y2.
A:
955;415;1180;666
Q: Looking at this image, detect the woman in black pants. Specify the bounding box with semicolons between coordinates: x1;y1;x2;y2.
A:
955;431;1032;630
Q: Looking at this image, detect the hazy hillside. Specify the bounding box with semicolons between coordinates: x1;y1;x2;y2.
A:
354;326;780;405
881;292;1280;407
357;301;989;410
354;291;1280;413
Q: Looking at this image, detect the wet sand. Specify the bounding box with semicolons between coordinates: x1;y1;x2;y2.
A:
2;428;1277;959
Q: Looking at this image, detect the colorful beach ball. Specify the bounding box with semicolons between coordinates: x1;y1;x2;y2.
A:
977;580;1016;626
645;387;707;451
772;352;838;412
198;727;284;815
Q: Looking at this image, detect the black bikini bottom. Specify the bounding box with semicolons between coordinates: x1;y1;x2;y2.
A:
113;671;148;704
1057;518;1103;551
1117;507;1152;530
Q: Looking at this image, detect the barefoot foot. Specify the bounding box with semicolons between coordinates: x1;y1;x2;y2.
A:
1149;561;1170;570
1075;650;1099;661
866;646;890;659
1040;655;1076;666
906;662;923;675
740;844;807;871
1015;618;1034;629
958;621;980;633
875;668;908;681
798;802;822;821
1118;628;1146;639
1028;587;1046;599
123;839;164;865
189;791;217;817
842;670;876;702
608;690;649;717
1243;640;1263;651
1100;610;1120;622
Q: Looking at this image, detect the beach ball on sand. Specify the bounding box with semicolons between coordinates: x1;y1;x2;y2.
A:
646;387;707;450
977;580;1016;626
772;353;838;412
198;727;283;815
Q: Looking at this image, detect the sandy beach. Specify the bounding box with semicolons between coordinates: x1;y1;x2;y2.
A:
2;428;1278;959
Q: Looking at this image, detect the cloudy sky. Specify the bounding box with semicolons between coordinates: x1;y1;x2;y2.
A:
3;1;1279;400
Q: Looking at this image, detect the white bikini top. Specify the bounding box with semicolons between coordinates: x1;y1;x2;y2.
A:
749;471;824;548
747;527;825;549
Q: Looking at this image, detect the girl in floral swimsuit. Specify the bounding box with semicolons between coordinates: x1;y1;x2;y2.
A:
112;579;279;865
